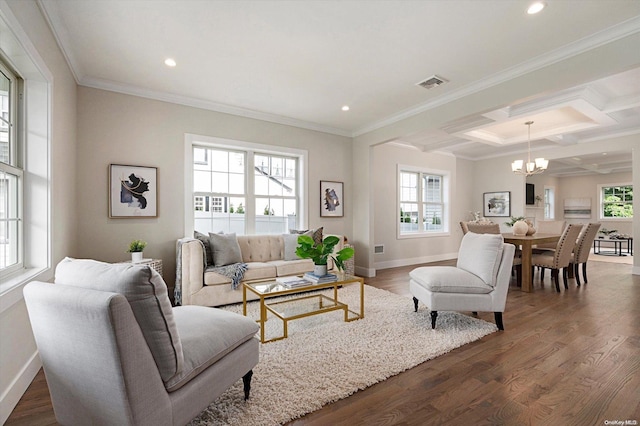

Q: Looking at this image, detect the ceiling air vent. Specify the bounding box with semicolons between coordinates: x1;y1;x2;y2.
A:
416;75;449;90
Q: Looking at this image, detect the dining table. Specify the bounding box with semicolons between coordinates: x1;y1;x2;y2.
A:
502;233;561;292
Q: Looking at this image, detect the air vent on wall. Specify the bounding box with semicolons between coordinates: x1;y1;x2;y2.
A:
374;244;384;254
416;75;449;90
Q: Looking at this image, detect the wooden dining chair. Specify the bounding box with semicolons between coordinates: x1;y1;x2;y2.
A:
570;223;601;286
531;224;583;292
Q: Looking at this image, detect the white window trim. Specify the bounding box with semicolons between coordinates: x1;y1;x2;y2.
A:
544;185;555;220
184;133;308;236
0;3;52;299
397;164;450;239
598;182;633;222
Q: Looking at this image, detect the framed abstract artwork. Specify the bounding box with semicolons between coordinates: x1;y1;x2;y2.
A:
109;164;158;218
320;180;343;217
483;191;510;217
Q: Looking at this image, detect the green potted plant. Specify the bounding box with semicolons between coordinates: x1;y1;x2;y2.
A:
295;235;354;277
127;239;147;263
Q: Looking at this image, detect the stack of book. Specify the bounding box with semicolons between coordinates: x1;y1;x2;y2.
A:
275;276;312;289
303;272;338;284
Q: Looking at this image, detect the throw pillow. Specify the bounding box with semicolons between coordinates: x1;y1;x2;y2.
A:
290;227;323;245
194;231;213;267
283;233;301;261
209;232;243;267
456;232;504;287
54;257;184;384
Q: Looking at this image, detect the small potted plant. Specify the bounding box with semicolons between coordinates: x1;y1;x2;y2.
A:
127;239;147;263
535;195;543;207
296;235;354;277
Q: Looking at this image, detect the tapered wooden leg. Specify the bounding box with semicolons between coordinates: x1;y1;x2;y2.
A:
575;263;581;286
413;297;419;312
243;370;253;400
582;262;588;284
430;311;438;329
552;269;560;292
494;312;504;331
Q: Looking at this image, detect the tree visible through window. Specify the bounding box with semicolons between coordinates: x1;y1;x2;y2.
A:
601;185;633;218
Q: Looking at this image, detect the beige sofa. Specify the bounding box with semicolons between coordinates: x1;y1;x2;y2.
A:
177;234;347;307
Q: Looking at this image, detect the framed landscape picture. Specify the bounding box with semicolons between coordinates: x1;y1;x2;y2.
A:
109;164;158;218
483;191;510;217
320;180;343;217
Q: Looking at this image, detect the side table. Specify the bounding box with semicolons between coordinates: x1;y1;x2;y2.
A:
121;258;163;277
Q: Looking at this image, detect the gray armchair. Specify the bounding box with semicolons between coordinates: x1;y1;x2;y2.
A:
23;258;259;426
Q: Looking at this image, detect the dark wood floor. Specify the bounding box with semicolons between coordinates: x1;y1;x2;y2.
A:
7;258;640;425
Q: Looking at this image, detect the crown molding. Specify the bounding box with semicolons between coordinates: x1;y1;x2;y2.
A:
353;15;640;137
80;76;353;138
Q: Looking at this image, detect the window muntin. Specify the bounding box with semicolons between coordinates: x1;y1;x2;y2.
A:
601;185;633;218
399;169;447;236
192;146;299;235
0;60;21;273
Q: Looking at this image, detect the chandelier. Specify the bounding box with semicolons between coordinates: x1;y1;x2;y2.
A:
511;121;548;176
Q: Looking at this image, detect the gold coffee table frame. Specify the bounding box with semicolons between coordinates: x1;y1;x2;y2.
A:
243;274;365;343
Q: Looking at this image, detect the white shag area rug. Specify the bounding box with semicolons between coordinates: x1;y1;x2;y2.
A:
189;285;497;426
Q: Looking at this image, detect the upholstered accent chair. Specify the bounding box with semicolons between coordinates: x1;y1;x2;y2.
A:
409;233;515;330
570;222;601;286
23;258;259;426
531;224;583;292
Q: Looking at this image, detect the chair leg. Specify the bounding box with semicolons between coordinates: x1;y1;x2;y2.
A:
575;263;581;286
515;265;522;287
413;297;419;312
430;311;438;329
494;312;504;331
243;370;253;400
541;267;545;281
552;269;560;292
563;268;569;289
582;262;588;284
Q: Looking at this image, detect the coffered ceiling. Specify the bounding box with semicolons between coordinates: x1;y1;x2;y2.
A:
38;0;640;176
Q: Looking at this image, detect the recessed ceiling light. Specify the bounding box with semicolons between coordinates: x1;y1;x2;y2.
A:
342;105;350;111
164;58;177;67
527;2;545;14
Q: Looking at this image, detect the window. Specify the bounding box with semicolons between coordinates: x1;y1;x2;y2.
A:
0;60;21;274
600;184;633;219
544;187;555;219
398;166;449;236
189;137;305;235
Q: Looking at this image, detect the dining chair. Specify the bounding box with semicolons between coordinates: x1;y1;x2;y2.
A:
460;221;500;234
570;223;601;286
531;223;583;292
533;220;566;252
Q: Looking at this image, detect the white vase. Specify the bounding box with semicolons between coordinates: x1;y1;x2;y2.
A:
314;264;327;277
131;252;144;263
512;220;529;236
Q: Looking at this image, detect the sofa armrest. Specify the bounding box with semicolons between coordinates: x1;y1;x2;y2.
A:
179;238;205;306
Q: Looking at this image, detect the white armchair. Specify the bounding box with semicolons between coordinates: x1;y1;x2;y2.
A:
409;233;515;330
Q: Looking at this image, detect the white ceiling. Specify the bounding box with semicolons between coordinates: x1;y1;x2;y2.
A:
39;0;640;176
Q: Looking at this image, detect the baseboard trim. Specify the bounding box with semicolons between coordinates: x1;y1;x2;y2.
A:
355;265;376;278
0;350;41;424
633;265;640;275
374;252;457;271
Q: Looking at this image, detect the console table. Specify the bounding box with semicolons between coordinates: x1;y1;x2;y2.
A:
593;238;633;256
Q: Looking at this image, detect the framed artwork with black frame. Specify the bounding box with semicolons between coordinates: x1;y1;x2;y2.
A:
483;191;510;217
109;164;158;218
320;180;343;217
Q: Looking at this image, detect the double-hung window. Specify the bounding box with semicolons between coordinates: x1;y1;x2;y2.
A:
189;136;305;235
0;60;21;274
399;166;449;236
599;184;633;219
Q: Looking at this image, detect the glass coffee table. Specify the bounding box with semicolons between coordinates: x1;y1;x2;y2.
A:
243;274;365;343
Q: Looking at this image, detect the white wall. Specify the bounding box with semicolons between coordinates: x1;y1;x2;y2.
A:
0;0;77;422
372;144;471;269
557;171;633;235
76;87;353;290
